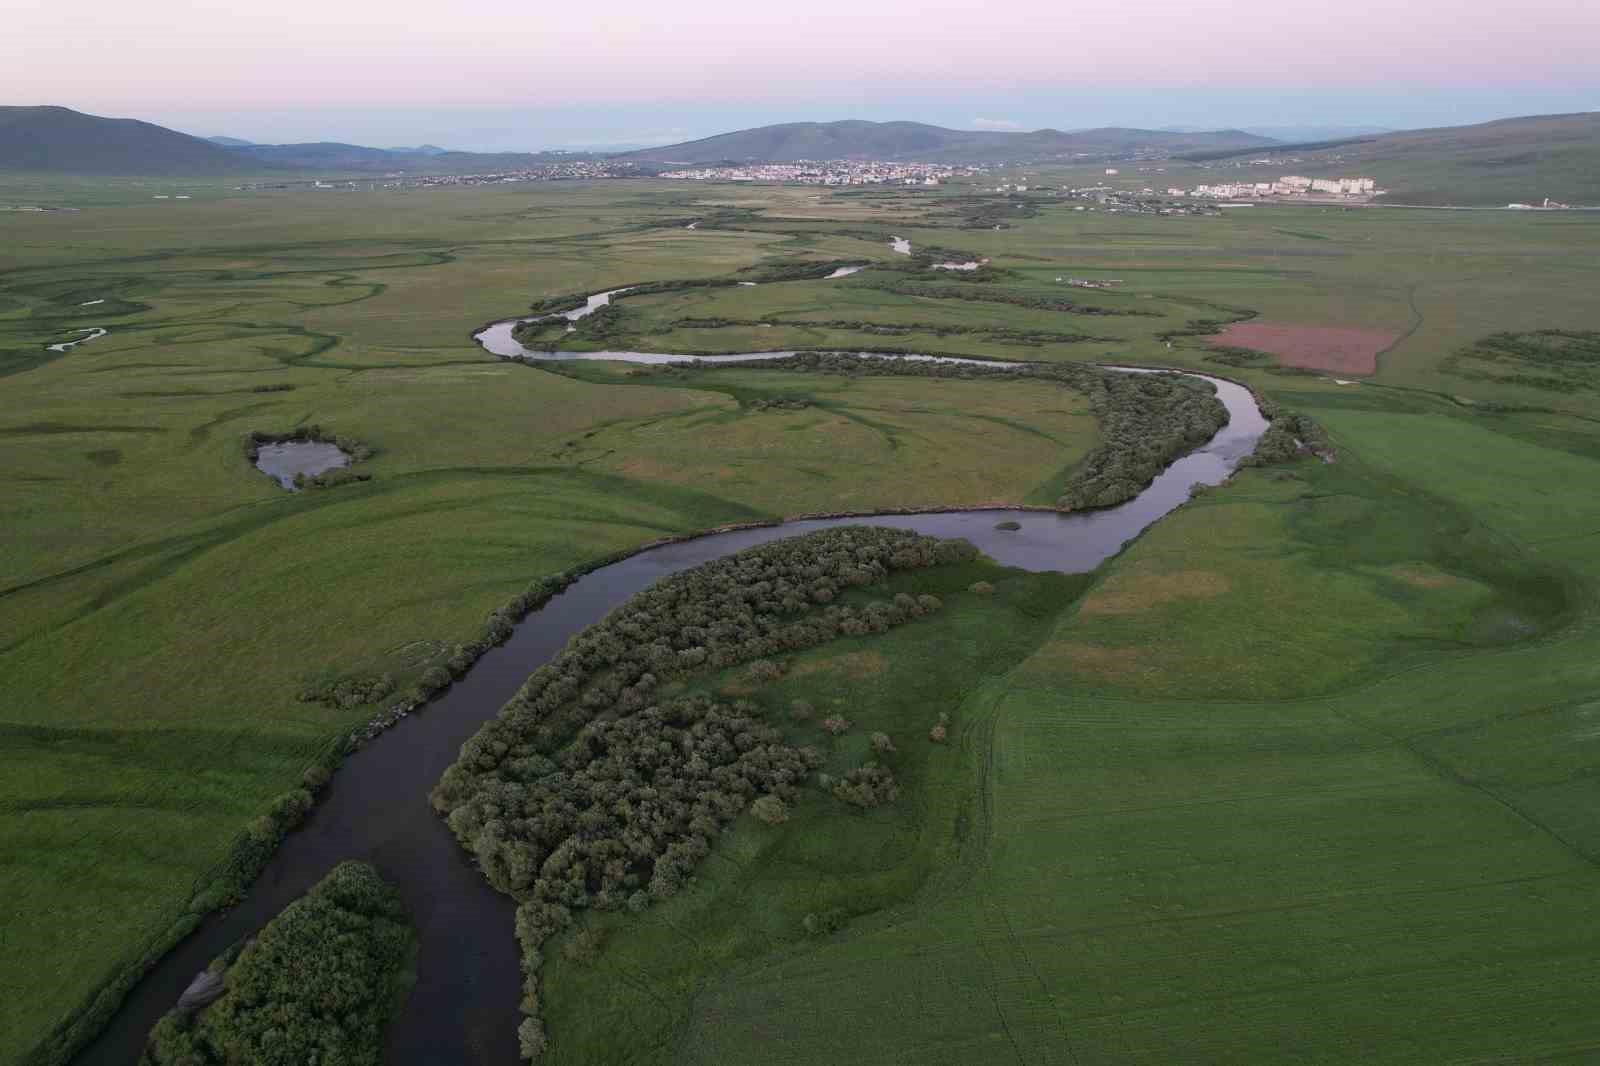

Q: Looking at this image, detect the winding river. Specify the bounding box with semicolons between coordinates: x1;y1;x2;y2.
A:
72;313;1266;1066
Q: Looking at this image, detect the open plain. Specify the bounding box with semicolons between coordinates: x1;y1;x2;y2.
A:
4;173;1600;1065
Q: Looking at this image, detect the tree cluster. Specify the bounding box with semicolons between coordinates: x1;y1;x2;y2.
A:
141;862;414;1066
832;763;900;808
1244;397;1335;465
429;526;978;1058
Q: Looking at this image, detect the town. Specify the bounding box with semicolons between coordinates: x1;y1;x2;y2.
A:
659;160;982;185
1175;174;1380;200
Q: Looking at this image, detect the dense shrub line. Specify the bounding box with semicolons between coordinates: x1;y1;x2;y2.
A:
669;316;1107;346
428;527;978;1058
861;277;1159;317
519;260;875;329
1244;396;1335;465
141;862;415;1066
687;352;1229;511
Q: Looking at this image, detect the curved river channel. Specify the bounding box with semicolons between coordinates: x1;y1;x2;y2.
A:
75;317;1267;1066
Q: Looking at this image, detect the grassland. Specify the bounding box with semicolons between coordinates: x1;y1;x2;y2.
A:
4;171;1600;1064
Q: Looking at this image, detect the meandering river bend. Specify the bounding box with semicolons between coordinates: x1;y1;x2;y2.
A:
73;318;1265;1066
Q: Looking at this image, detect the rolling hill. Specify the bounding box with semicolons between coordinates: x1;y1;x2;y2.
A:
1178;112;1600;205
0;110;591;176
620;120;1276;165
222;141;577;172
0;106;259;175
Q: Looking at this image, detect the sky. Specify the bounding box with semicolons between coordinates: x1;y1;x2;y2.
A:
5;0;1598;150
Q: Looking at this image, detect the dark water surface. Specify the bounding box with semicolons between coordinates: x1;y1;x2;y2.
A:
252;441;350;490
74;346;1264;1066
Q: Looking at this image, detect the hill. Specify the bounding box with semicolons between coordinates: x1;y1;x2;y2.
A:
222;141;586;172
1180;112;1600;205
620;120;1275;164
0;106;260;175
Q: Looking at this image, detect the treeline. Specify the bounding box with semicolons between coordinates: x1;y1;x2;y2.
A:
520;260;876;323
691;353;1229;511
141;862;415;1066
863;277;1160;317
941;195;1041;229
669;316;1106;346
429;527;978;1059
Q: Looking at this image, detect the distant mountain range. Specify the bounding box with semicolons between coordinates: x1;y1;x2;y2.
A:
3;107;1595;204
617;120;1276;164
1239;124;1394;143
0;108;579;176
208;140;573;171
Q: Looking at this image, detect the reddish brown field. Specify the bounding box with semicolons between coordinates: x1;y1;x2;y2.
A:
1210;321;1398;374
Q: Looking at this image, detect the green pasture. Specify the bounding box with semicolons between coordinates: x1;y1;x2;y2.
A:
4;172;1600;1064
531;382;1600;1066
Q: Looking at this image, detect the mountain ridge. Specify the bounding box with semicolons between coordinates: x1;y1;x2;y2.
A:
618;119;1277;164
0;106;258;175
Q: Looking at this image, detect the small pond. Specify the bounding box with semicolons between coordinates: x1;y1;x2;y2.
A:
254;440;351;490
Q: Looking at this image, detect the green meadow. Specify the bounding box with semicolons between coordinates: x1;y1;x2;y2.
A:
3;172;1600;1064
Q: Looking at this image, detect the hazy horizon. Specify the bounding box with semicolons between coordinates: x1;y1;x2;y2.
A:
6;0;1598;152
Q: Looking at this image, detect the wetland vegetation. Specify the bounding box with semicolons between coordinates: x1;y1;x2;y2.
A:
140;862;414;1066
4;172;1600;1066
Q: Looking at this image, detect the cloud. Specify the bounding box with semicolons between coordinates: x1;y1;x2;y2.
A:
971;117;1024;131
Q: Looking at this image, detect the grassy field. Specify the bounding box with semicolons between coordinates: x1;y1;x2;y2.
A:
5;171;1600;1064
536;393;1600;1065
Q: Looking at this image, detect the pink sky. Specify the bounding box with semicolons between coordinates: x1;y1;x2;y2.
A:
8;0;1598;110
6;0;1596;149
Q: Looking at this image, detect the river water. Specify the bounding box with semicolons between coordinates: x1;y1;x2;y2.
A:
73;321;1265;1066
47;327;107;353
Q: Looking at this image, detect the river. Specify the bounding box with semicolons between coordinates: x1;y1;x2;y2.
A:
73;325;1265;1066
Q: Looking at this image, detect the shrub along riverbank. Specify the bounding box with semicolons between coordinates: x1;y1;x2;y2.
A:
430;526;979;1058
140;861;414;1066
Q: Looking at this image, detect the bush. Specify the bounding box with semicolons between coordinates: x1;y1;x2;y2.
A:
821;716;852;736
929;712;950;744
789;699;814;722
745;658;785;685
969;580;995;595
299;671;393;709
871;732;897;754
560;928;605;965
832;764;900;809
750;795;789;825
